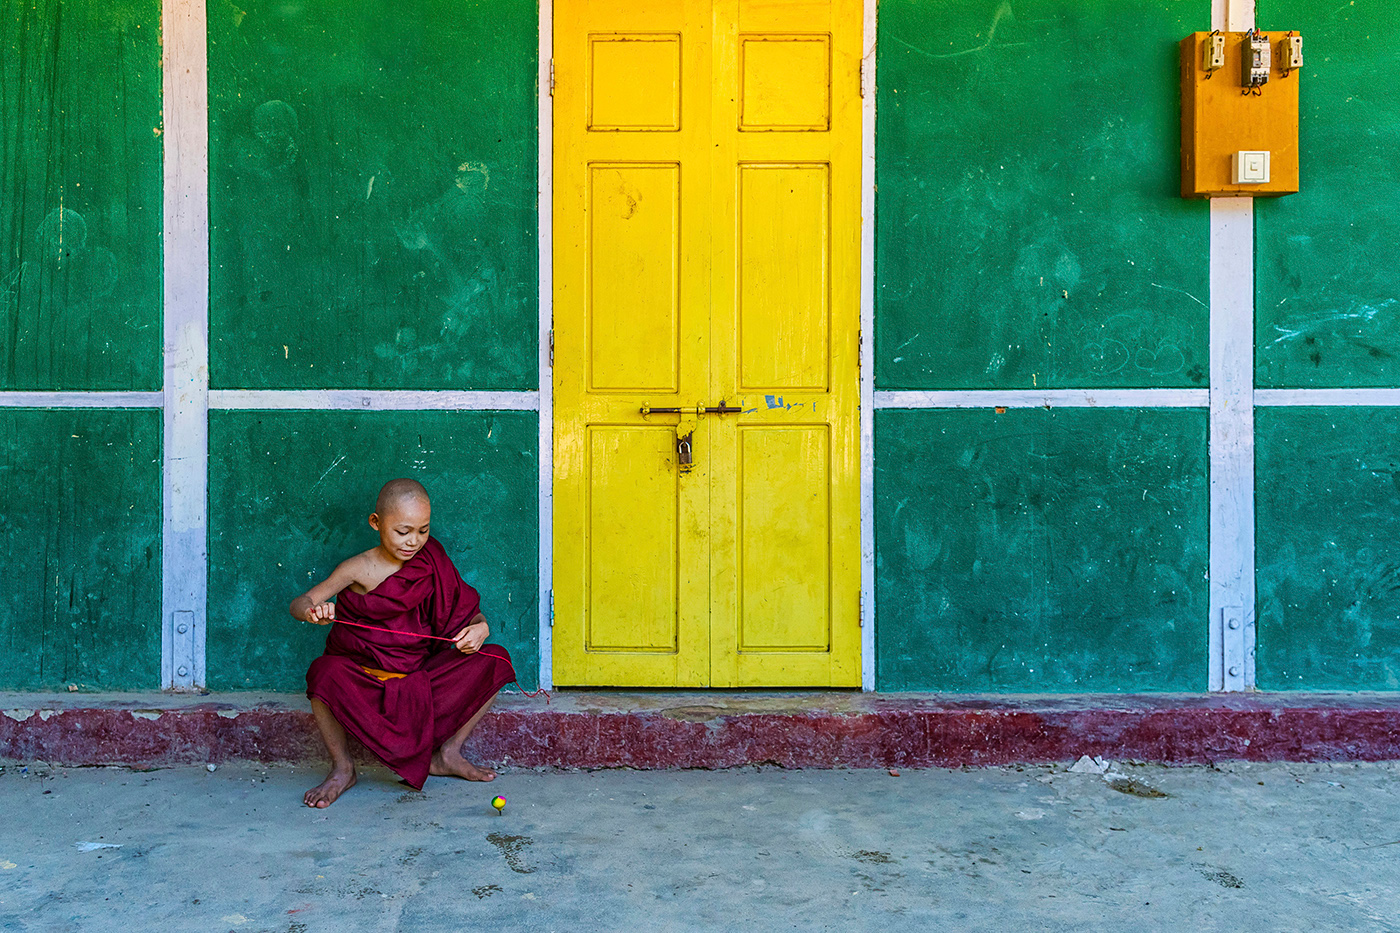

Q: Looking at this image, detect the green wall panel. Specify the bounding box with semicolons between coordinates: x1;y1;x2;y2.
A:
1257;409;1400;689
208;0;538;391
207;410;539;691
0;0;162;391
875;408;1207;692
875;0;1208;390
1255;3;1400;387
0;410;161;689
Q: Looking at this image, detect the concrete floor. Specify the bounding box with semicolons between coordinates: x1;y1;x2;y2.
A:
1;760;1398;932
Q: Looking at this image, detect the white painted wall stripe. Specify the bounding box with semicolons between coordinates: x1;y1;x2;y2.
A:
1256;389;1400;406
1209;201;1255;693
25;387;1400;413
208;390;540;411
162;0;210;691
858;0;877;693
537;0;556;691
0;392;163;408
874;389;1209;409
1206;0;1257;694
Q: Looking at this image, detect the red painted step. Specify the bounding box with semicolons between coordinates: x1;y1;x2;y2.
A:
3;691;1399;769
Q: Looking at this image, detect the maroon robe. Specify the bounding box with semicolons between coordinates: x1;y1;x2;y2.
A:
305;536;516;789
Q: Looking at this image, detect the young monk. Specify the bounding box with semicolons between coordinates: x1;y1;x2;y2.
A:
290;478;516;808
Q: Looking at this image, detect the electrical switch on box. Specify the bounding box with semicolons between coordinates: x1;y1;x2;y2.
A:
1232;150;1270;184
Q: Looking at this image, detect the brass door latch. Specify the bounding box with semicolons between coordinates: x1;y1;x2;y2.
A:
640;402;743;416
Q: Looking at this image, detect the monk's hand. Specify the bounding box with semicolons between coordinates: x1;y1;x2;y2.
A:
454;622;486;654
306;601;336;625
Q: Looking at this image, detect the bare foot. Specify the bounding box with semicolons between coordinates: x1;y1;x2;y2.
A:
303;765;357;808
430;744;496;782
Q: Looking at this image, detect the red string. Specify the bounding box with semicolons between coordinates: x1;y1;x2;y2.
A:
317;618;552;704
477;646;552;703
329;617;458;643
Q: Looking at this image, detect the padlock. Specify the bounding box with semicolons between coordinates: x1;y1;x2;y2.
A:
675;416;698;474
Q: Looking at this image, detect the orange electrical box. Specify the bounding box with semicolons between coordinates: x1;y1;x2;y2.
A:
1180;31;1300;198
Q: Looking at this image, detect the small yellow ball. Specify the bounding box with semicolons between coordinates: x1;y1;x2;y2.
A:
491;795;507;811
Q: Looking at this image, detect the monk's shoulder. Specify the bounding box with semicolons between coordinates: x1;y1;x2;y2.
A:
339;549;383;584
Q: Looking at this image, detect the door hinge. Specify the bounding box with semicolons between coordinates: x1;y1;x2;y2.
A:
549;59;556;96
548;590;555;627
857;329;863;370
860;57;872;99
859;593;865;628
548;327;554;368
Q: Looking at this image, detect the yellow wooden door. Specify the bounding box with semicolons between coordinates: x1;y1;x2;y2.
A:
553;0;860;687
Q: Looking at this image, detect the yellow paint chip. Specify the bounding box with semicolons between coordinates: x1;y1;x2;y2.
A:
1;861;17;870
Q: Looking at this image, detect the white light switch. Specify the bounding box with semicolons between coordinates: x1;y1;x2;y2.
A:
1233;150;1271;184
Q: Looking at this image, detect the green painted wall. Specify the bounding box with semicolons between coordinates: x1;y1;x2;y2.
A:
207;0;538;391
0;410;161;689
876;409;1207;692
1257;409;1400;689
1256;2;1400;387
1251;5;1400;692
875;0;1209;390
5;0;1398;700
0;0;162;391
207;410;538;691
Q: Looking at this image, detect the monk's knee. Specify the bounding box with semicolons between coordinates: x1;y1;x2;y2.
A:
306;654;357;694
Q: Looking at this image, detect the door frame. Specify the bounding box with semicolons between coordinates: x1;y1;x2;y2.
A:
535;0;878;691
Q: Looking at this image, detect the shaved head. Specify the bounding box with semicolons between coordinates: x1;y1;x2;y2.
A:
375;478;430;517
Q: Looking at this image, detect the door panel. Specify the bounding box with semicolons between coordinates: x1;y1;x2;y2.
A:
739;35;831;131
555;0;859;687
737;163;830;391
588;36;682;131
588;163;681;392
586;426;681;651
736;424;830;651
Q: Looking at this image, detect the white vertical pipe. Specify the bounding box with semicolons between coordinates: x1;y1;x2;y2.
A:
858;0;877;691
161;0;210;690
537;0;555;690
1208;0;1256;692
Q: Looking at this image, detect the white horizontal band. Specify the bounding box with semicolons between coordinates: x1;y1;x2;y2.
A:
208;389;541;411
18;388;1400;412
873;389;1210;409
1255;388;1400;407
0;392;164;408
